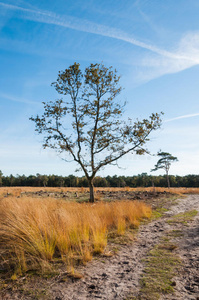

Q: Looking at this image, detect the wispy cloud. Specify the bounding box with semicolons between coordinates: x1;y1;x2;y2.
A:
1;2;199;84
134;0;166;37
135;30;199;83
0;93;40;105
165;113;199;122
0;1;199;64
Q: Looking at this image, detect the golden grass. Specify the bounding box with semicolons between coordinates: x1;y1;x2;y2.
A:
1;186;199;198
124;186;199;194
0;196;151;275
143;187;199;194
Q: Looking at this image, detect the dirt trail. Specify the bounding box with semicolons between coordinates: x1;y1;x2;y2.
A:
49;195;199;300
161;195;199;300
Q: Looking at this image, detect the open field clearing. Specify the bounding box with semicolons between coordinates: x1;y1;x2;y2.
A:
0;190;198;299
1;186;199;197
0;187;199;209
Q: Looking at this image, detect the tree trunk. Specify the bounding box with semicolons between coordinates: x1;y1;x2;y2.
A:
166;172;170;189
152;180;155;194
88;179;95;203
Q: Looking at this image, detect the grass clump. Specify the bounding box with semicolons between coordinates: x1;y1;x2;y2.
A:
139;240;181;300
167;230;184;238
0;197;151;277
167;209;198;225
151;207;168;220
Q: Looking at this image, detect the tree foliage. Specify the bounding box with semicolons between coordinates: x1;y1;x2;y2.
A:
2;171;199;188
30;62;162;202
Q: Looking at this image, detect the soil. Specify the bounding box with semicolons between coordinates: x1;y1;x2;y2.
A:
19;188;172;204
20;189;170;201
1;194;199;300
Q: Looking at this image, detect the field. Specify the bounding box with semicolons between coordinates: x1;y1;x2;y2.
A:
0;187;198;299
1;186;199;205
1;186;199;196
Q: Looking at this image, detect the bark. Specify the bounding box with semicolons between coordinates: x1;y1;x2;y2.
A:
152;180;155;194
88;179;95;203
166;172;170;189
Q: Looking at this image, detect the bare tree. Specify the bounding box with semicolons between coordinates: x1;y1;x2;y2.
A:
151;151;178;188
30;62;162;202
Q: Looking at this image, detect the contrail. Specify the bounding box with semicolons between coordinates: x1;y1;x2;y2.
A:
165;113;199;122
0;2;198;63
1;93;39;105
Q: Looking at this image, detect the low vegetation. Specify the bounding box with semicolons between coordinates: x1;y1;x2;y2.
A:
0;196;151;278
1;187;197;299
150;207;169;220
139;238;181;300
1;186;199;199
167;209;198;225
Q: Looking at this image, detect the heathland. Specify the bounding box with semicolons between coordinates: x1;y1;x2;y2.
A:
0;187;198;299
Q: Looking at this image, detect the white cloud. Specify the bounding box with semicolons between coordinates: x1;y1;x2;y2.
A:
165;113;199;123
136;31;199;82
1;2;199;83
0;2;199;63
0;93;40;105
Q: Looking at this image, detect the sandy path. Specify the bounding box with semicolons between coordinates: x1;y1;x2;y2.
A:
49;195;199;300
161;195;199;300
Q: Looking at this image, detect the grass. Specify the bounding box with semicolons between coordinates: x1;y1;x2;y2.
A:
151;207;168;220
0;196;151;278
127;207;198;300
0;186;195;298
141;195;179;224
167;230;184;238
1;186;199;198
167;210;198;225
139;239;181;300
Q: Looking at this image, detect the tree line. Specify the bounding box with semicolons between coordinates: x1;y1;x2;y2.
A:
0;171;199;188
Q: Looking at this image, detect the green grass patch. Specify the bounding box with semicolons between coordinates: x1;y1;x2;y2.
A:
167;210;198;225
139;240;181;300
144;195;179;224
151;208;168;220
167;230;184;238
141;196;179;226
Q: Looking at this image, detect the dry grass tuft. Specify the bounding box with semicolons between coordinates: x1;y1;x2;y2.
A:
0;197;151;275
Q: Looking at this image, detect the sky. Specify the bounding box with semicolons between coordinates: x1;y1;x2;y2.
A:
0;0;199;177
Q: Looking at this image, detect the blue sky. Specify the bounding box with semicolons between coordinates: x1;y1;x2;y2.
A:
0;0;199;177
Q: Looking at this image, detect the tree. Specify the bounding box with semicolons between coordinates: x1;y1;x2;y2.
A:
151;151;178;188
41;175;49;187
30;62;162;202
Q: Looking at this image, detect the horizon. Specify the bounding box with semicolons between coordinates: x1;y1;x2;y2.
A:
1;171;198;178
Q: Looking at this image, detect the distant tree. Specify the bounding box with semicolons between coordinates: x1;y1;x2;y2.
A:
27;175;36;186
78;176;89;187
94;176;108;187
68;175;77;187
30;62;162;202
41;175;48;187
9;174;15;186
115;176;126;188
36;173;42;187
2;173;199;188
151;151;178;188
